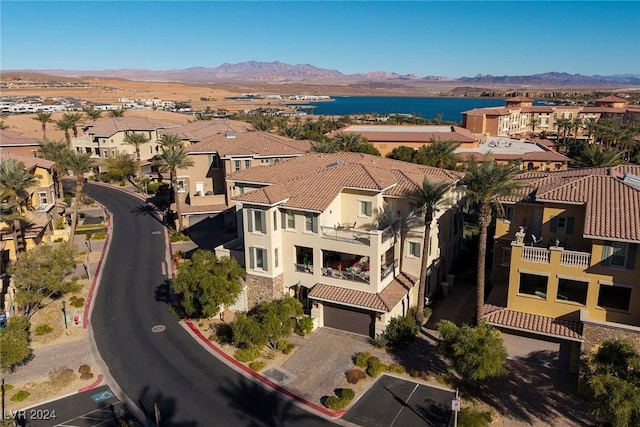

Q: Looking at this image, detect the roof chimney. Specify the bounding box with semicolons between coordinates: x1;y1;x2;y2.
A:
450;126;455;132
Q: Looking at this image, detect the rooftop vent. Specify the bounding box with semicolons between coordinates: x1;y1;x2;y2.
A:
326;160;345;168
225;132;236;139
622;173;640;189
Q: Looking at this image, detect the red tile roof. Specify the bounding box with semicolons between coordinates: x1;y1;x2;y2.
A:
158;119;254;142
186;131;312;158
327;125;477;144
230;152;462;211
309;272;417;312
483;304;583;341
1;152;55;170
82;117;182;137
0;129;41;147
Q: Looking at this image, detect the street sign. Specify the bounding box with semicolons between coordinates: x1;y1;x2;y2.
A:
91;390;114;403
451;399;461;412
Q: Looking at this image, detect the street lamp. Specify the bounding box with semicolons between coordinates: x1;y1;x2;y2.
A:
61;300;67;329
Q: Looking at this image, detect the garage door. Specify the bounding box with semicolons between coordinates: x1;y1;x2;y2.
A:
499;329;571;371
323;303;375;337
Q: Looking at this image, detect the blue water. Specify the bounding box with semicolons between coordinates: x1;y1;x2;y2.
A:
289;96;509;123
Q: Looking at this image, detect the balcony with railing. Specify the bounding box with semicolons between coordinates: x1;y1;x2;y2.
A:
516;244;591;270
320;220;400;247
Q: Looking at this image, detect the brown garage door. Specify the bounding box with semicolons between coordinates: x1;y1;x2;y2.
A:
323;303;375;337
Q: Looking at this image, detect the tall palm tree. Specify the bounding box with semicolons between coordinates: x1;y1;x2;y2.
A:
38;140;71;199
460;157;520;322
33;112;53;140
103;152;136;184
585;117;598;143
124;132;150;192
0;159;38;258
415;139;461;169
411;178;451;323
159;133;184;150
83;105;103;121
62;112;84;138
332;133;363;152
528;116;540;134
65;151;96;240
109;109;125;118
55;117;74;148
153;146;194;232
310;139;338;153
556;117;572;154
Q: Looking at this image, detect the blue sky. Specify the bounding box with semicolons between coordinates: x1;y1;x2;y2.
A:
2;1;639;77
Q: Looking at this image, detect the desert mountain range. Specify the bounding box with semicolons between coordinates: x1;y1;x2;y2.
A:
5;61;640;87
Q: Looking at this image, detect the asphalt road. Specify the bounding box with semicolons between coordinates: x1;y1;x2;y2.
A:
85;184;336;427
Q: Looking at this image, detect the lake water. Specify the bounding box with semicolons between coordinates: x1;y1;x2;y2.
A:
289;96;517;123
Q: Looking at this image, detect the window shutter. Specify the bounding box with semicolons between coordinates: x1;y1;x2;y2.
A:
550;216;558;233
626;244;637;269
247;210;253;232
249;247;255;269
260;211;266;233
281;211;286;228
601;241;612;266
566;217;575;234
263;250;268;272
274;211;278;231
312;215;318;233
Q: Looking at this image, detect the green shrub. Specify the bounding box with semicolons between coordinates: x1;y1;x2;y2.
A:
1;384;13;392
346;368;367;384
70;297;85;308
167;304;182;319
214;323;233;344
54;237;64;243
459;407;493;427
366;356;387;377
388;363;406;374
410;368;422;378
170;233;190;242
354;352;371;368
92;232;107;240
295;315;314;336
323;395;343;410
373;334;389;348
276;340;295;354
234;347;261;363
34;324;54;335
384;314;419;347
10;390;30;402
80;372;94;380
336;388;355;401
249;360;266;371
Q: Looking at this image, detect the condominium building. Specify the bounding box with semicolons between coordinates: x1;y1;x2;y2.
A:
216;152;464;337
487;165;640;372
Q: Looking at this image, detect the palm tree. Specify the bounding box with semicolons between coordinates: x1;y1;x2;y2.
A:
411;178;451;323
38;140;71;199
83;105;103;121
109;109;125;118
310;139;338;153
55;117;74;148
124;132;150;192
585;117;598;143
158;133;184;150
0;159;38;258
556;117;572;154
571;144;623;168
528;116;540;135
460;157;520;322
103;152;136;184
62;112;84;138
415;139;461;169
332;133;363;152
153;146;194;231
33;112;53;140
65;151;96;240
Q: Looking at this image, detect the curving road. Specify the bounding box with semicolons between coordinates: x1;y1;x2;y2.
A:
85;183;337;427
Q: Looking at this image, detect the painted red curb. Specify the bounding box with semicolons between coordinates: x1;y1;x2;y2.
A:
78;374;104;392
183;319;346;418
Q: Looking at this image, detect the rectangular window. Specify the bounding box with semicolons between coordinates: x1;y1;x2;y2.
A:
557;278;588;305
501;247;511;265
38;192;48;205
249;247;267;271
237;186;245;195
611;242;628;267
275;247;279;268
359;200;372;217
519;273;549;299
602;242;637;269
234;160;241;172
273;211;278;231
550;216;574;234
598;284;631;311
304;213;317;233
177;178;185;192
287;211;295;229
504;206;514;221
409;242;421;257
244;160;251;169
247;209;266;234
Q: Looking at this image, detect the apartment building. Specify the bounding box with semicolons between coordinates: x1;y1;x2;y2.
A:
158;119;254;147
487;165;640;372
0;129;43;156
462;96;640;138
174;131;312;228
0;153;58;269
216;152;464;337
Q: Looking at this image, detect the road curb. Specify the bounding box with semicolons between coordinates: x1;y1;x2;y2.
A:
77;374;104;393
181;319;346;420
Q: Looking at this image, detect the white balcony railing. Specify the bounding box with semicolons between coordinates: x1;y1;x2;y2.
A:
521;246;550;263
561;250;591;268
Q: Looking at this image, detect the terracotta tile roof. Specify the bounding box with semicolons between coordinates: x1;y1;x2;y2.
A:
82;117;182;137
158;119;254;142
500;166;640;243
483;304;583;341
186;131;312;158
230;152;462;211
595;96;628;103
1;152;55;170
174;203;230;214
310;273;417;312
327;125;477;144
506;96;534;102
0;129;41;146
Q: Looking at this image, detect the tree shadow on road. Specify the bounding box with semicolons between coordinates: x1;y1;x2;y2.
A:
130;204;166;228
137;385;197;427
217;377;331;427
386;334;450;379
